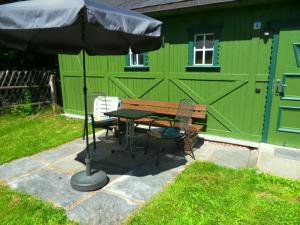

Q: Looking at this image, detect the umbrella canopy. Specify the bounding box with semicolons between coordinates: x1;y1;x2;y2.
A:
0;0;162;55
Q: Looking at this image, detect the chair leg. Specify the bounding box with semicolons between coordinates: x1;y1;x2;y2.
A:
185;136;195;160
106;129;109;137
156;139;162;166
118;127;122;145
117;118;122;145
82;125;86;140
144;133;150;155
92;124;96;150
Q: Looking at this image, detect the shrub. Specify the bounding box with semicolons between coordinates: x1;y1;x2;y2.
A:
10;89;34;116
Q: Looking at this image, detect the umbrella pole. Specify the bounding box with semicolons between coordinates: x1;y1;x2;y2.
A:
70;13;108;191
82;49;91;176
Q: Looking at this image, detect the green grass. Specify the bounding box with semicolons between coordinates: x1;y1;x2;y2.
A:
0;112;85;165
126;162;300;225
0;183;76;225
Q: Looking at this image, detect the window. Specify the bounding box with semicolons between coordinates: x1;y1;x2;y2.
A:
294;43;300;67
187;25;222;70
194;33;214;66
129;48;144;66
125;48;149;70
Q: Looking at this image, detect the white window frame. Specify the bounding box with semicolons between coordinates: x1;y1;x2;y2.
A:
129;48;144;66
193;33;214;66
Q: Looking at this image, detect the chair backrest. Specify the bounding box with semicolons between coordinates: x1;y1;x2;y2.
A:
105;96;121;112
174;99;195;131
93;95;120;120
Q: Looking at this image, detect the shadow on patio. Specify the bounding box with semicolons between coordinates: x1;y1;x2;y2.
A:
74;128;204;182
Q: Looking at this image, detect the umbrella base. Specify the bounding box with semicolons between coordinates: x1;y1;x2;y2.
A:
71;170;108;192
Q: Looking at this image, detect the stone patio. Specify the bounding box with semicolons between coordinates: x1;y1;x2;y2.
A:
0;129;299;225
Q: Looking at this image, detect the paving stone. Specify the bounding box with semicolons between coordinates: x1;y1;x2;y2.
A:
35;132;102;163
209;147;254;169
248;150;259;167
258;146;300;179
193;142;215;161
74;143;157;183
90;150;152;170
8;168;85;207
0;157;45;182
67;191;138;225
155;153;187;173
258;156;300;179
50;155;86;175
194;141;258;169
35;139;86;163
274;147;300;161
104;162;175;202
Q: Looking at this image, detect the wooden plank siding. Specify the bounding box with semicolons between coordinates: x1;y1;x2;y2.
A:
59;2;300;142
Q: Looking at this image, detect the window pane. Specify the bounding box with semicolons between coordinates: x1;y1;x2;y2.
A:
205;34;214;48
195;35;204;49
131;54;137;65
205;51;213;64
138;53;144;65
195;51;203;64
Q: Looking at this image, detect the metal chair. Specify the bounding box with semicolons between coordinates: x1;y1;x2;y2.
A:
145;99;195;166
83;92;121;150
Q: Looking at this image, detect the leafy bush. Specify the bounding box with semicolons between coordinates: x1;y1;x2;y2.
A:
10;89;34;116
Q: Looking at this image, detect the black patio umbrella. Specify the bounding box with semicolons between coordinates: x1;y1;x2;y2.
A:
0;0;162;191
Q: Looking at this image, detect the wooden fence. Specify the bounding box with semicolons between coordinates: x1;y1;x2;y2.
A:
0;70;57;112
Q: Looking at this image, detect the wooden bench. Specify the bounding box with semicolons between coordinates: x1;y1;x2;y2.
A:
121;99;207;133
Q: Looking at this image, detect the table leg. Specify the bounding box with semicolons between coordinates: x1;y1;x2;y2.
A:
129;119;136;158
125;119;129;148
111;119;130;154
112;118;143;158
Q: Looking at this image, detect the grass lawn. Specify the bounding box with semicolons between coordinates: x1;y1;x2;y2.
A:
127;162;300;225
0;112;85;165
0;183;76;225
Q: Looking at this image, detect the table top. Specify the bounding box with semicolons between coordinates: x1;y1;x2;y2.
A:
104;108;154;120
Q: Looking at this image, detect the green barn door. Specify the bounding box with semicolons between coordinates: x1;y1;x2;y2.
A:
267;29;300;148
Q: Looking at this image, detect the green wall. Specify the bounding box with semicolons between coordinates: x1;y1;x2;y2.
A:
59;2;300;142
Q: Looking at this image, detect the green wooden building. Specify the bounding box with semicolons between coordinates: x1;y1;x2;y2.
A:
59;0;300;149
